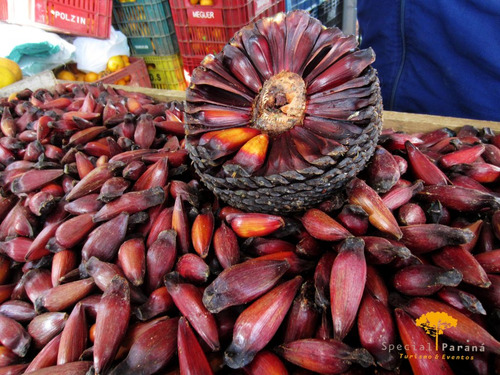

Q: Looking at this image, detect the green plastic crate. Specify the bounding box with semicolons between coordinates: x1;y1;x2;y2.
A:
113;0;179;55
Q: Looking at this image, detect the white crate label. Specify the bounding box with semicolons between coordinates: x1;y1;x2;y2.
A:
34;0;90;34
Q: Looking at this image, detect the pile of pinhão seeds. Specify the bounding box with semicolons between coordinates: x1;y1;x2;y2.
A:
0;80;498;375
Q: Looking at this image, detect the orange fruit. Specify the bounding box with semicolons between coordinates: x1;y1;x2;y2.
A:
84;72;99;82
115;78;127;85
56;70;76;81
200;0;213;5
0;57;22;81
0;67;17;88
124;75;131;82
107;56;125;73
121;55;130;66
190;0;199;4
74;72;86;81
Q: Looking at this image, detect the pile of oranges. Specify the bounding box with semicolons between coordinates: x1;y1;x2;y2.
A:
56;55;132;85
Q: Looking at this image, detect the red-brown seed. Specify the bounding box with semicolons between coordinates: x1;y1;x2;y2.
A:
65;163;120;201
400;224;474;254
23;269;53;306
55;213;95;249
439;144;486;169
282;280;320;343
330;237;366;341
117;238;146;286
203;258;290;314
92;187;165;222
74;151;94;179
24;361;92;375
474;249;500;273
336;204;369;236
0;200;34;240
122;160;146;181
0;363;29;374
437;287;487;316
405;140;450;185
418;184;500;212
0;345;19;368
51;250;77;287
431;246;491;288
134;114;156;149
10;169;64;195
357;291;398;370
0;300;36;323
81;212;129;262
0;255;10;284
276;338;374;374
177;316;214;375
361;235;412;265
255;251;314;276
63;194;103;215
226;212;286;238
365;145;401;193
97;176;130;203
132;157;168;191
171;196;191;254
0;312;32;357
36;277;95;312
398;202;427;225
313;251;336;310
93;276;131;374
393;264;463;296
295;230;322;258
175;253;210;284
27;191;56;217
243;350;289;375
0;284;15;305
347;178;403;239
108;317;178;375
57;303;86;365
394;308;454;375
134;286;174;321
147;230;177;292
164;272;219;351
224;276;302;369
146;206;172;248
300;208;351;241
213;222;240;269
27;312;67;349
191;210;215;258
0;237;33;263
402;298;500;354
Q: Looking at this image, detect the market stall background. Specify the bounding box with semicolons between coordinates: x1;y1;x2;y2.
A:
0;0;345;92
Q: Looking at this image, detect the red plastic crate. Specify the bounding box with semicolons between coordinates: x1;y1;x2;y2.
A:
55;57;152;88
99;57;152;88
0;0;113;38
169;0;285;76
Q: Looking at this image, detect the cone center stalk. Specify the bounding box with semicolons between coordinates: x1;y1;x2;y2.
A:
252;71;306;136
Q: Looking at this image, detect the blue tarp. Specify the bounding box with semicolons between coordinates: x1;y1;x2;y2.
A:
358;0;500;121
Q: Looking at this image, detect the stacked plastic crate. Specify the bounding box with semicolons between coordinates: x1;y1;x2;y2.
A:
169;0;285;78
0;0;113;38
112;0;187;90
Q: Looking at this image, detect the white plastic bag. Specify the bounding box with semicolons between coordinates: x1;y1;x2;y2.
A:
0;23;76;76
73;27;130;73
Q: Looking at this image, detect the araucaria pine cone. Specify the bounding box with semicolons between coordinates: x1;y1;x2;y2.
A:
185;10;383;214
